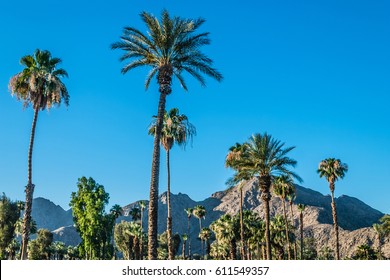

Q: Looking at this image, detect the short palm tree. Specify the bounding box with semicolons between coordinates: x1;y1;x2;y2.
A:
372;223;384;260
210;214;238;260
235;133;302;260
199;227;212;259
149;108;196;259
112;10;222;259
181;234;188;259
9;49;69;259
273;175;295;260
317;158;348;260
193;205;206;256
129;207;141;222
184;208;193;258
297;203;305;260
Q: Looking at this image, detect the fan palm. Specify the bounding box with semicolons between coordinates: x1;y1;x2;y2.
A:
317;158;348;260
149;108;196;259
235;133;302;260
8;49;69;259
184;207;193;258
112;10;222;259
297;203;305;260
210;214;238;260
372;223;384;260
193;205;206;256
273;175;295;259
199;227;212;259
129;207;141;222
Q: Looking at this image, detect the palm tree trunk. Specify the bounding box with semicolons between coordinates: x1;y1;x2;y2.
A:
166;149;174;260
199;218;203;257
330;189;340;260
187;216;191;259
282;199;291;260
239;187;245;260
259;175;272;260
300;211;304;260
148;88;168;260
21;107;39;260
182;239;186;259
377;234;382;260
289;202;297;260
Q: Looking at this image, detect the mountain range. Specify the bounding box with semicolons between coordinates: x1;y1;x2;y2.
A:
31;180;389;258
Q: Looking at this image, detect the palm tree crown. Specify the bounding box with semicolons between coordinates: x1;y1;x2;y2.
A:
317;158;348;192
9;49;69;110
111;10;222;91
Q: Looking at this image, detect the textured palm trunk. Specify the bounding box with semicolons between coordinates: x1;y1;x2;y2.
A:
198;218;203;257
21;107;39;260
182;239;186;259
239;187;245;260
229;239;237;260
300;211;304;260
289;202;297;260
330;187;340;260
148;67;171;260
282;199;291;260
259;175;272;260
166;149;174;260
377;234;382;260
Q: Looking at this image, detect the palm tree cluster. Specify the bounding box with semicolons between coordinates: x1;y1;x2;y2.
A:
4;8;388;261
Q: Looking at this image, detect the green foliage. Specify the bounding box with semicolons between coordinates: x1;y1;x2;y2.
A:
0;194;21;259
28;229;53;260
352;243;378;260
69;177;114;260
114;221;143;260
301;237;318;260
317;246;334;260
317;158;348;187
157;231;181;260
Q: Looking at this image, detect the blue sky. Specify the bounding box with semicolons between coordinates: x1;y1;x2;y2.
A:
0;0;389;214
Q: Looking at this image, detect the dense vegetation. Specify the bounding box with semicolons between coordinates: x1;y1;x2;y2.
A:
2;9;389;261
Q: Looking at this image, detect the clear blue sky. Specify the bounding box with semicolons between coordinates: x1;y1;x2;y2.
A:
0;0;389;214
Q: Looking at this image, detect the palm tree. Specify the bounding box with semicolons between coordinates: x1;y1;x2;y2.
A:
184;208;193;258
110;204;122;259
297;203;305;260
317;158;348;260
149;108;196;259
287;192;297;259
210;214;238;260
193;205;206;256
129;207;141;222
112;10;222;259
138;200;147;259
234;133;302;260
199;227;212;259
225;143;249;259
9;49;69;259
273;175;295;260
181;234;188;259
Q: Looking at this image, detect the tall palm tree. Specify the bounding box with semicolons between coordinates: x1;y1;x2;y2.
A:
234;133;302;260
287;192;297;259
273;175;295;260
225;143;249;259
297;203;305;260
110;204;122;259
112;10;222;259
149;108;196;259
9;49;69;259
129;207;141;222
193;205;206;256
184;208;193;258
181;234;188;259
317;158;348;260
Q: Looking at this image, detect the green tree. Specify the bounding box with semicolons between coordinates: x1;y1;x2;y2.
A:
232;133;302;260
28;228;53;260
273;175;295;260
373;223;385;260
129;207;141;222
0;194;21;259
317;158;348;260
199;227;212;259
181;234;188;259
70;177;114;259
225;143;249;259
112;10;222;259
149;108;196;260
184;207;193;258
193;205;206;256
352;244;377;260
9;49;69;259
297;203;306;260
210;214;239;260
